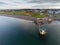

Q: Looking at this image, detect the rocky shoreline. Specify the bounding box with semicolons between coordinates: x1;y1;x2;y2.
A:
0;14;36;21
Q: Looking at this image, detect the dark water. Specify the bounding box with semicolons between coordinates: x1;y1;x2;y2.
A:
0;16;60;45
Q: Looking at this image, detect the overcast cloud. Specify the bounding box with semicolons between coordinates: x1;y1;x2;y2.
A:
0;0;60;9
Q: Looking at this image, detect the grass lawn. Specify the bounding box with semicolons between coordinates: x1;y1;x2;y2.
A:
0;11;46;18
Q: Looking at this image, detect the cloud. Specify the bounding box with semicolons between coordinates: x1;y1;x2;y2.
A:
0;0;60;9
27;0;60;3
0;2;7;4
32;3;60;9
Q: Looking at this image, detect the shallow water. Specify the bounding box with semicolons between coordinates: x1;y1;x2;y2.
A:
0;16;60;45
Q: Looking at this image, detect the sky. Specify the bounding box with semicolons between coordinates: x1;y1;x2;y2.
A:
0;0;60;9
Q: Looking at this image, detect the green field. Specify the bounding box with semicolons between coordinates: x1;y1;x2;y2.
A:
0;10;46;18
